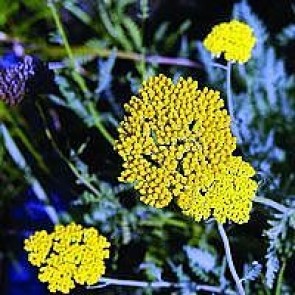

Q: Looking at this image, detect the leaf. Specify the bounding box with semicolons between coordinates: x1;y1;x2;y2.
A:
154;22;169;43
116;0;135;18
49;75;92;126
169;261;190;283
168;262;193;295
98;1;118;39
265;250;280;288
96;49;117;95
139;262;163;281
264;212;290;289
242;261;262;282
64;0;92;25
0;1;19;26
289;211;295;229
165;20;191;49
122;17;142;51
277;24;295;46
184;246;216;282
138;0;149;20
113;22;134;51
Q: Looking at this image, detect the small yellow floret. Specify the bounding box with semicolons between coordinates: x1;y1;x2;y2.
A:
203;20;256;63
24;223;110;294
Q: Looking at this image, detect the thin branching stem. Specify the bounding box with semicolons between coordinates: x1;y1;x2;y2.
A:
211;62;227;70
48;0;88;95
254;196;289;214
139;0;147;80
36;102;101;197
226;61;235;124
87;101;115;145
3;27;204;70
42;45;203;69
217;223;245;295
45;127;101;198
87;277;223;293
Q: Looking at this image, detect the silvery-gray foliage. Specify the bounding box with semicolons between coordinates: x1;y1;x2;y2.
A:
197;1;295;291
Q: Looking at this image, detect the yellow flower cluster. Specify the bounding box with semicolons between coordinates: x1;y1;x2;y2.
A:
178;156;257;224
115;74;257;223
203;20;256;63
24;223;110;294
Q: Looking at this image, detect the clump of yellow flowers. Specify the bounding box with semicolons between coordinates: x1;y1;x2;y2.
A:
115;74;258;223
203;20;256;63
24;223;110;294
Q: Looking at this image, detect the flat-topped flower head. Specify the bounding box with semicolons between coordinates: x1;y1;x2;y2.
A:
177;156;258;224
116;75;235;205
115;74;257;223
24;223;110;294
203;20;256;63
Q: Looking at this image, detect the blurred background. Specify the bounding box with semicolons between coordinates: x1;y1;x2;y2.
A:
0;0;295;294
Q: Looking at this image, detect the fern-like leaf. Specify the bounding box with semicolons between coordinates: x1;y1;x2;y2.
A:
122;17;142;51
242;261;262;282
184;246;216;282
265;250;280;288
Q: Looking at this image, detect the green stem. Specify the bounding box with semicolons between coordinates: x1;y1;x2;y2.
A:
68;161;101;197
139;0;147;80
48;2;74;66
48;1;115;145
87;102;115;145
36;102;101;197
40;45;202;69
275;260;286;295
46;128;101;197
48;0;89;96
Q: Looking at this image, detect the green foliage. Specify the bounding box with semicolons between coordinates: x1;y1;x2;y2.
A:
265;210;295;288
0;133;24;205
198;1;295;292
1;0;295;294
0;0;19;26
97;0;139;51
63;0;92;26
242;261;262;282
184;245;217;282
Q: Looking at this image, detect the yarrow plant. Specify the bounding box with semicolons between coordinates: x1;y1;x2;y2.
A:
113;18;259;295
203;20;256;63
115;75;257;224
24;223;110;294
17;2;293;293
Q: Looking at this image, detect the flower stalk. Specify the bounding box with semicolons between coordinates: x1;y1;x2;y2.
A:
275;259;286;295
226;61;234;123
87;277;223;293
217;223;245;295
36;102;101;197
48;0;114;145
254;196;289;214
